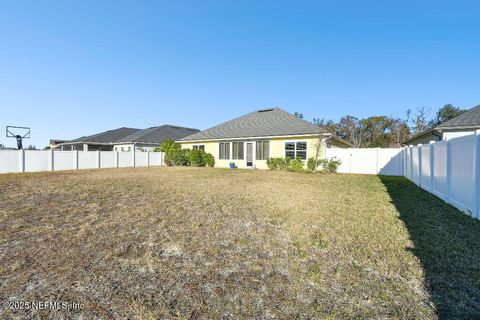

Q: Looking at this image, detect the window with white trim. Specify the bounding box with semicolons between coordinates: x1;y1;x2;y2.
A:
193;145;205;151
232;142;244;160
256;141;270;160
285;141;307;160
219;142;230;160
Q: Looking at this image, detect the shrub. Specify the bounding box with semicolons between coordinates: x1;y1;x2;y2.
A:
267;157;291;170
168;148;190;166
310;158;342;173
307;157;320;171
188;148;206;167
204;153;215;167
325;158;341;173
287;158;306;173
160;139;180;153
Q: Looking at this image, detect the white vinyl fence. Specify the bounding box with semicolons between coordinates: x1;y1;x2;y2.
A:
325;147;404;176
326;132;480;219
405;133;480;219
0;150;164;174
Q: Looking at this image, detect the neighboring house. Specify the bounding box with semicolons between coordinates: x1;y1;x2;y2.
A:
57;125;199;151
178;108;350;169
49;139;68;149
113;125;199;151
405;104;480;145
57;127;140;151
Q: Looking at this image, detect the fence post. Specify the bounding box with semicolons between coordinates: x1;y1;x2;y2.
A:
474;130;480;219
132;148;136;167
146;151;150;166
160;152;164;166
74;150;79;170
445;139;452;204
18;149;25;173
115;151;119;168
418;144;422;187
97;150;101;169
429;141;435;192
376;147;380;175
409;145;413;181
49;149;54;171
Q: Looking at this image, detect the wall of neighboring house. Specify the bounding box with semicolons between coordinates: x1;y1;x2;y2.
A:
443;130;475;140
407;130;475;146
113;144;158;152
180;135;327;169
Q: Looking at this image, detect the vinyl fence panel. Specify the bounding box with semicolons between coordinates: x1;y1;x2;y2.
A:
78;151;98;169
432;141;447;199
135;152;147;167
100;151;116;168
448;134;476;213
0;150;165;174
24;150;50;172
149;152;163;166
326;147;403;176
0;150;22;173
53;151;76;171
118;151;132;168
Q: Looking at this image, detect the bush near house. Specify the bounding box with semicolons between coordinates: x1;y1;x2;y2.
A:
307;157;341;173
159;139;215;167
267;157;341;173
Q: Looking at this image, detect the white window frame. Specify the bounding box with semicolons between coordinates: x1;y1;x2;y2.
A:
232;141;245;160
192;144;205;151
285;141;308;160
219;142;230;160
255;140;270;160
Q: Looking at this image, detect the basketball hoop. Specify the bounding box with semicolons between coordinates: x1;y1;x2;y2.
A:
6;126;30;150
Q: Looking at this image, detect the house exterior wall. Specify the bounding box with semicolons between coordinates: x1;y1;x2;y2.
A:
443;130;475;140
179;135;327;169
113;144;158;152
407;130;475;146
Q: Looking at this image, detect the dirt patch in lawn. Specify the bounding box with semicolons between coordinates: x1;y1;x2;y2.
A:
0;167;478;319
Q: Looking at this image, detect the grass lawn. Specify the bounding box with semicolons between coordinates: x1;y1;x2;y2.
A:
1;167;479;319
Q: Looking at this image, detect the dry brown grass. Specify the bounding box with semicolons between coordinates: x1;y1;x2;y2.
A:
0;167;479;319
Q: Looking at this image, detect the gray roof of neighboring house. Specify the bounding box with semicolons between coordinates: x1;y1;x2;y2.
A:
68;127;141;144
179;108;327;141
437;104;480;129
115;125;200;144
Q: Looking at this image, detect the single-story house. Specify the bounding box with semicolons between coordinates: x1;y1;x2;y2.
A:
178;108;351;169
404;104;480;145
56;125;199;151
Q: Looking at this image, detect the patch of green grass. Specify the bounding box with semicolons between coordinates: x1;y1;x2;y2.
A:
0;168;479;319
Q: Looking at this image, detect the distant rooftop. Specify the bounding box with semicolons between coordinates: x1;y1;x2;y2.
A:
115;125;199;144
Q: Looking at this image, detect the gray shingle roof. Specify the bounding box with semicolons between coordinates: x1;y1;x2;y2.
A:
179;108;327;141
69;127;140;143
115;125;199;144
437;104;480;129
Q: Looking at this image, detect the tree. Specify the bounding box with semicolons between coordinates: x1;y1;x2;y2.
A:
430;104;466;127
411;106;431;134
293;112;304;119
313;118;337;134
337;116;364;147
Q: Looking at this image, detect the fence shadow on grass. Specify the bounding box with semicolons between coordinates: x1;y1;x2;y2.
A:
380;176;480;319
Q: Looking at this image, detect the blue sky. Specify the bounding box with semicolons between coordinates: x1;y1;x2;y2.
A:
1;1;479;148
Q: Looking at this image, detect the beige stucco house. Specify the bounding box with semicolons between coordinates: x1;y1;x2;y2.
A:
178;108;350;169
